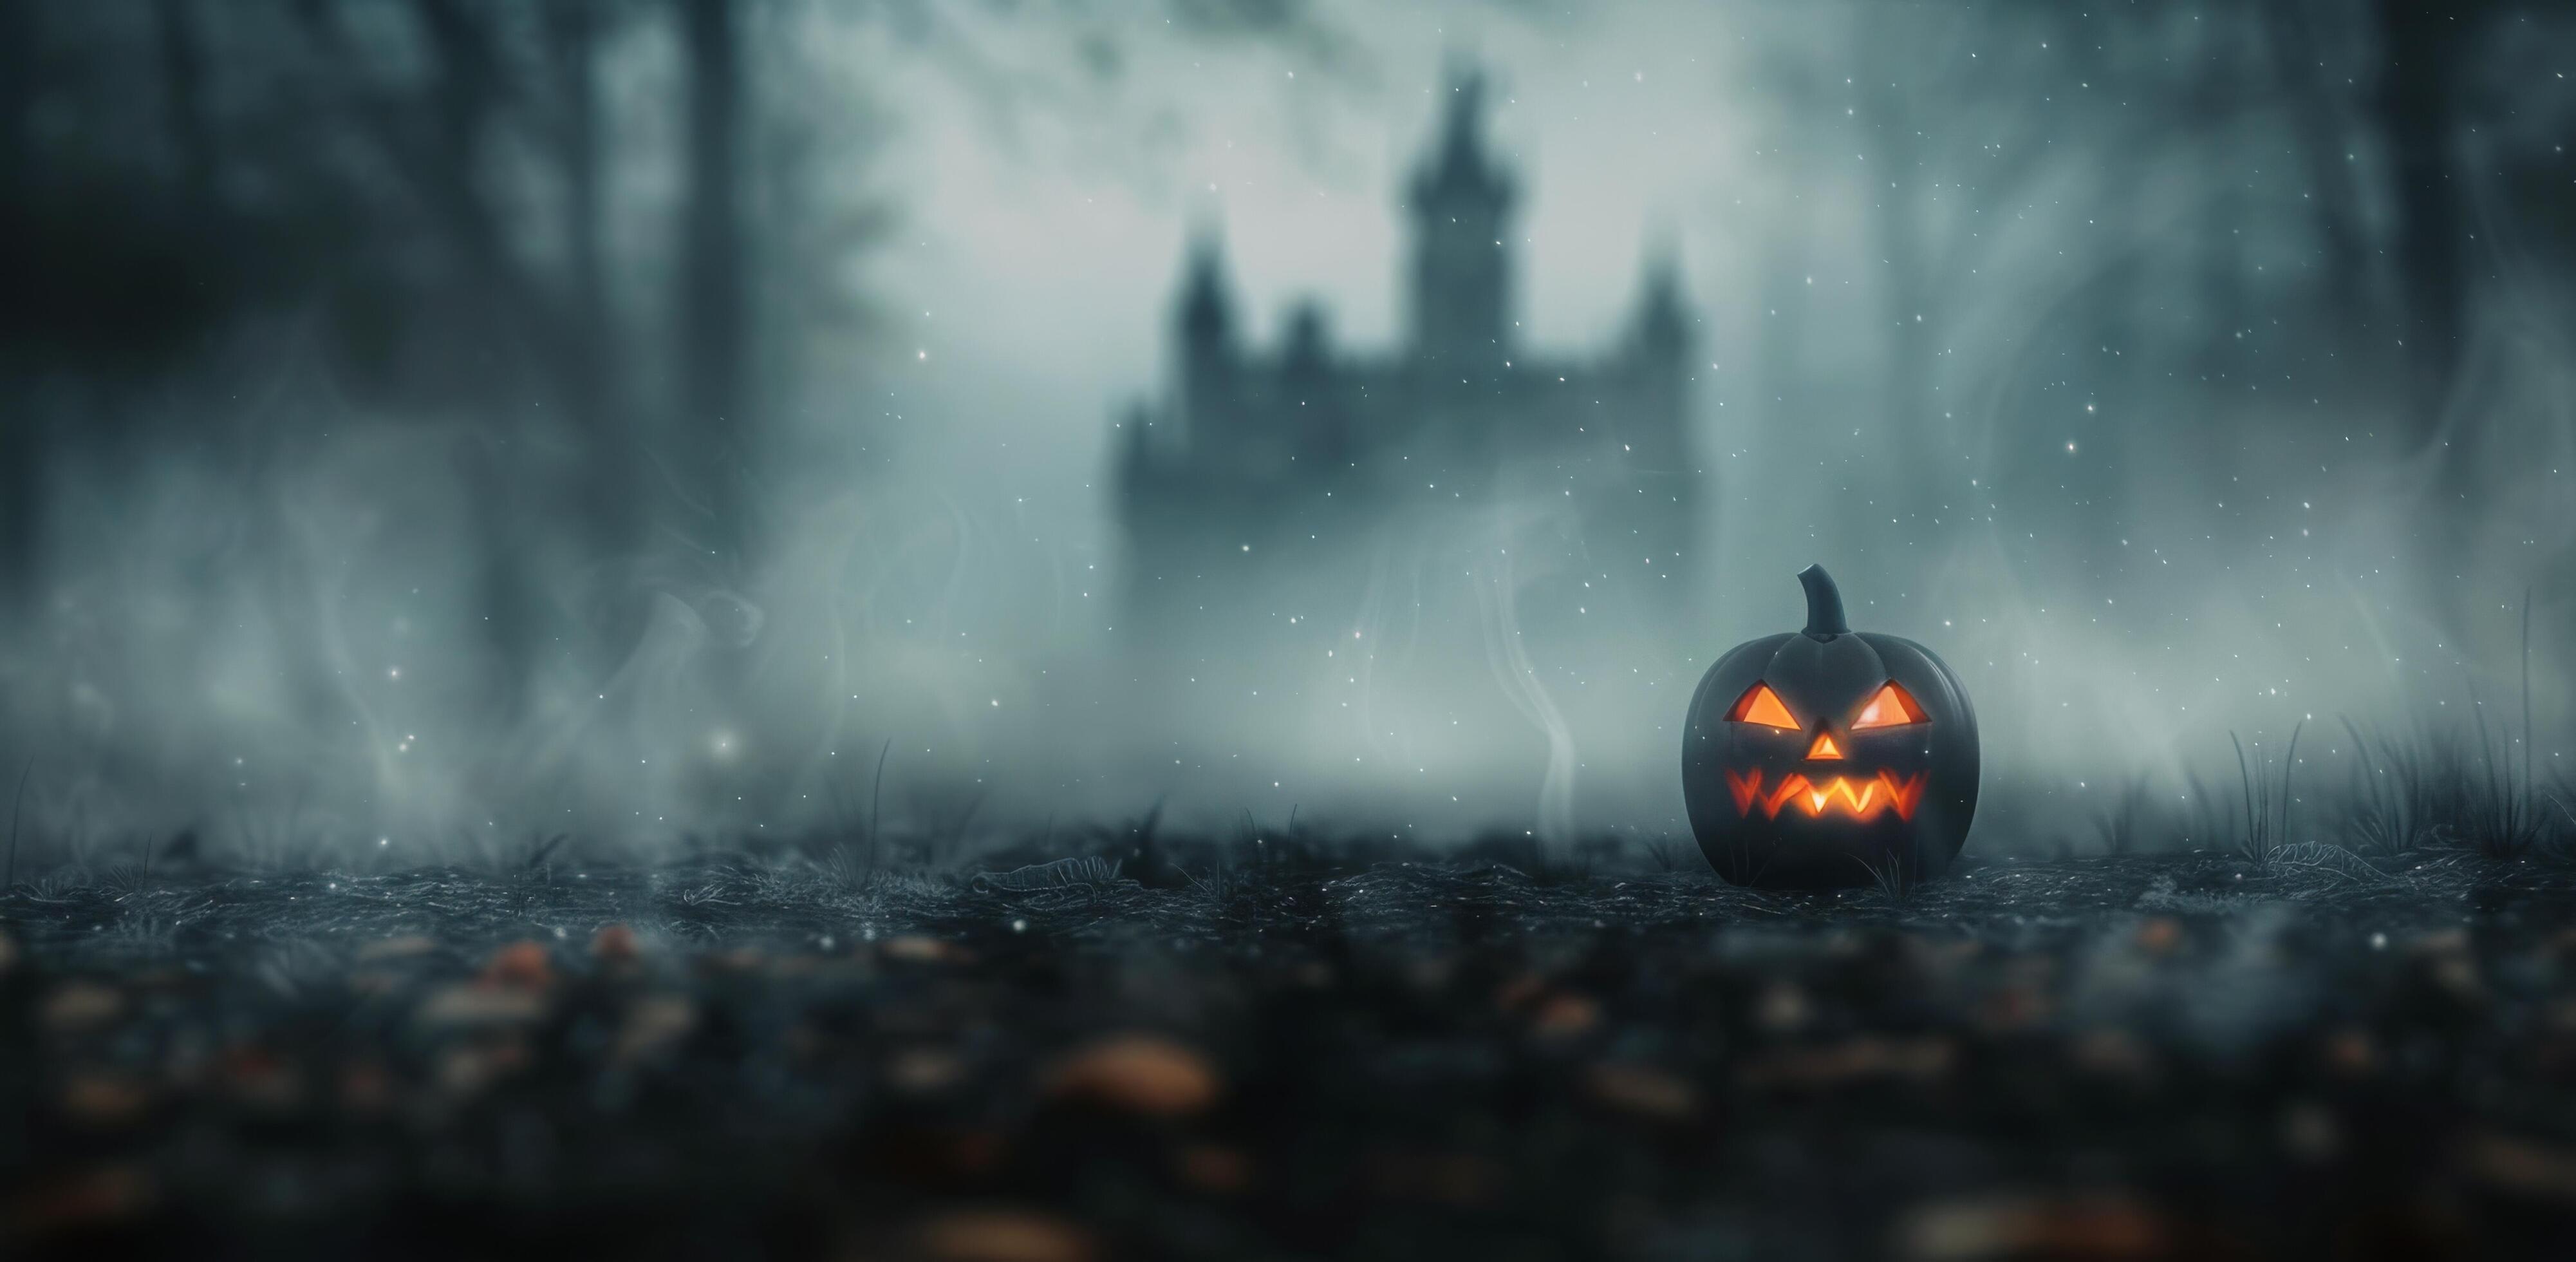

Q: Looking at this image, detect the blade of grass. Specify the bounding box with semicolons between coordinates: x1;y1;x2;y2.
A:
5;758;30;889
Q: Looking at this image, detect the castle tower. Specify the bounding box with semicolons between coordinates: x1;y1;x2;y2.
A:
1406;70;1515;370
1623;243;1693;469
1174;232;1237;431
1632;245;1690;367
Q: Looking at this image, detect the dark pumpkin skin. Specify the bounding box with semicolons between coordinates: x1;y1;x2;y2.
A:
1681;565;1979;889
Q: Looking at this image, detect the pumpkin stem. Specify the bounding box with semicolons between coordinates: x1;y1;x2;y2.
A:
1797;564;1848;638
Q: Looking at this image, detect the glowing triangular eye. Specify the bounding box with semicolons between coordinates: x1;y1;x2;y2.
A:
1849;683;1927;730
1728;683;1800;730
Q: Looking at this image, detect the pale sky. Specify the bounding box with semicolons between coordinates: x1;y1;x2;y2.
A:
839;1;1772;523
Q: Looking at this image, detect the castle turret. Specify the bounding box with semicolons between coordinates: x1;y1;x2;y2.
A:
1407;70;1514;369
1623;243;1694;467
1630;244;1691;372
1175;232;1237;430
1280;299;1349;464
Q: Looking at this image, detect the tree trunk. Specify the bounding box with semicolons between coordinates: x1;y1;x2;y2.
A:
0;0;41;612
542;0;641;560
409;0;548;714
1862;73;1943;552
2260;0;2384;368
151;0;216;211
2372;0;2472;438
678;0;751;566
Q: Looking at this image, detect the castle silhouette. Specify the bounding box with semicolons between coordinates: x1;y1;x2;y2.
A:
1114;68;1697;655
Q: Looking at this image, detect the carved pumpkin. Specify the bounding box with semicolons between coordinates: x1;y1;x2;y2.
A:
1681;565;1979;888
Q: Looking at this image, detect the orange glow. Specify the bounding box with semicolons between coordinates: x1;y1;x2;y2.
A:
1728;683;1800;730
1722;768;1927;822
1806;733;1844;760
1849;683;1928;731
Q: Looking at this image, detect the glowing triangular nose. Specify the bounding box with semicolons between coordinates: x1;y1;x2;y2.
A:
1806;733;1844;760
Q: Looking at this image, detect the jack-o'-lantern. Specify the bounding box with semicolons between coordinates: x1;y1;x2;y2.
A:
1681;565;1978;888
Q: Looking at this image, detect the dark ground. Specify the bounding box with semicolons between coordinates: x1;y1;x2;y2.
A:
4;841;2576;1259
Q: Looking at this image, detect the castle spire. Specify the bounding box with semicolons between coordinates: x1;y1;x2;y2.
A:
1407;64;1515;366
1632;235;1690;360
1174;229;1238;430
1176;229;1235;349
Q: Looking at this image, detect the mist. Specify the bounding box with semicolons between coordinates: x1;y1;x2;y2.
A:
1;0;2570;865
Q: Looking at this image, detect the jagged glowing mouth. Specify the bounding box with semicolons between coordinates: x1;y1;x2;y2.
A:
1723;769;1927;822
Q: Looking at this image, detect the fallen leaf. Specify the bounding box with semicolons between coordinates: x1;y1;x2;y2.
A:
1045;1034;1221;1118
915;1207;1095;1262
58;1073;149;1127
2133;918;2183;955
357;935;438;963
2321;1028;2378;1078
1531;992;1601;1039
2467;1133;2576;1206
1898;1192;2169;1259
613;995;698;1065
40;982;125;1035
882;936;951;963
1741;1037;1955;1090
887;1046;966;1094
11;1163;153;1236
1177;1144;1252;1194
2069;1028;2156;1081
592;923;641;969
480;941;554;991
1755;982;1811;1033
1585;1063;1703;1122
339;1062;394;1115
417;984;547;1028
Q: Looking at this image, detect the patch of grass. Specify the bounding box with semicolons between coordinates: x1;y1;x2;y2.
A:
1853;851;1918;905
5;757;30;888
1641;833;1694;873
2456;590;2543;860
2337;717;2433;856
2228;719;2303;871
2093;774;2159;857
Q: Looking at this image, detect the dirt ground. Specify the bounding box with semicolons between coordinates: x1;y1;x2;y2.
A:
4;845;2575;1259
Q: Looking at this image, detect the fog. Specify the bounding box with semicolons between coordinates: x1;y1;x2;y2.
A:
1;0;2570;863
